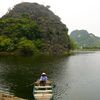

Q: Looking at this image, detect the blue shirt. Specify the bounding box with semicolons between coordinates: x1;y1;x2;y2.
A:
39;76;48;81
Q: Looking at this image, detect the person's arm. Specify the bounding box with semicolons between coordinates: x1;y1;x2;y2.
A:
45;76;48;80
39;76;42;81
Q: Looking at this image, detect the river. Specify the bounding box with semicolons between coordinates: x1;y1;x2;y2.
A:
0;51;100;100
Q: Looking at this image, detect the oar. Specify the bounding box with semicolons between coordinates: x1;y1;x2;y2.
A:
26;82;34;87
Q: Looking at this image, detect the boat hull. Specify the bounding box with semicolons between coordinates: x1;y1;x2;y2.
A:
34;93;53;100
33;80;53;100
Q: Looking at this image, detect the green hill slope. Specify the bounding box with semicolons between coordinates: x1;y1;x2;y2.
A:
70;30;100;49
0;2;71;55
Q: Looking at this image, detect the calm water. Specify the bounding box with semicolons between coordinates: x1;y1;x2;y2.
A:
0;51;100;100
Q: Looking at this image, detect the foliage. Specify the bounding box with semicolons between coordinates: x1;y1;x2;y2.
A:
0;18;41;40
70;30;100;49
0;2;72;55
69;37;79;50
34;39;44;49
17;38;39;55
0;18;42;55
0;36;14;51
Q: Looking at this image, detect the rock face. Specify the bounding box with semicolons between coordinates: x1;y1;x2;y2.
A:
70;30;100;48
2;2;71;55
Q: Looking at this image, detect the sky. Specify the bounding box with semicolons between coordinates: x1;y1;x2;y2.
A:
0;0;100;36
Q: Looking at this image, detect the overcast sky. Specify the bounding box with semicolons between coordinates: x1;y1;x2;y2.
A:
0;0;100;36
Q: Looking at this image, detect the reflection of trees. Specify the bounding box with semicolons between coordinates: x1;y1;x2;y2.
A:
0;55;69;99
0;56;34;99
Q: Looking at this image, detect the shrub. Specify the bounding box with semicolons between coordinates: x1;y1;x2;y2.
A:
0;36;14;51
17;38;39;55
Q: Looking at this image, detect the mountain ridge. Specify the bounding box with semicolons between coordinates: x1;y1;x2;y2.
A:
70;30;100;49
0;2;71;55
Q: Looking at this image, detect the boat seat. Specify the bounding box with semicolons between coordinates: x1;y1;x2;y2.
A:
34;90;52;93
34;86;52;89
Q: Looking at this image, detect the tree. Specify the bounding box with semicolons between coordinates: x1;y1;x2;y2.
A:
69;37;79;50
0;36;14;51
17;38;39;55
0;18;41;40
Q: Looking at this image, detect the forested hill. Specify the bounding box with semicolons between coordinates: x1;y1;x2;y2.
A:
70;30;100;49
0;2;71;55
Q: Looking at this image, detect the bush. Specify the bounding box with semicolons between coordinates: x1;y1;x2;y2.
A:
17;38;39;55
0;36;14;51
34;39;44;49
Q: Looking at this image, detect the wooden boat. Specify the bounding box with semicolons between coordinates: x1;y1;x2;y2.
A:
33;80;53;100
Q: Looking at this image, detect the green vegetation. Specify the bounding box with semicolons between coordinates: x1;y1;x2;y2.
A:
69;37;79;50
0;2;72;56
0;36;14;52
70;30;100;50
0;18;42;55
0;18;41;40
17;38;39;55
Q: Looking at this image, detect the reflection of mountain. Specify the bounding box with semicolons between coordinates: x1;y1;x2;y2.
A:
70;30;100;48
0;55;68;99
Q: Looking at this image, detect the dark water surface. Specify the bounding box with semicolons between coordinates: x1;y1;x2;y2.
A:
0;51;100;100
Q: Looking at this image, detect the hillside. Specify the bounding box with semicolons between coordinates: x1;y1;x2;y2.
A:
0;2;71;55
70;30;100;49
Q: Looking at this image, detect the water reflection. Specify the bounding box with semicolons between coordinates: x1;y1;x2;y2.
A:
0;55;69;99
0;51;100;100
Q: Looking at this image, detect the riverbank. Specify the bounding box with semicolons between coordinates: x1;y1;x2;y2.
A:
0;51;72;56
0;92;27;100
0;52;15;56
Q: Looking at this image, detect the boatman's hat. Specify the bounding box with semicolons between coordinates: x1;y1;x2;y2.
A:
42;72;46;75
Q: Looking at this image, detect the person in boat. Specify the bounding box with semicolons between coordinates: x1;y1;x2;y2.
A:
39;72;48;86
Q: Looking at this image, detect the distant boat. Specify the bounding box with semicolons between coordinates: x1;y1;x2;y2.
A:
33;80;53;100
